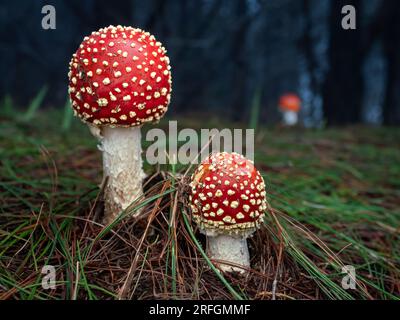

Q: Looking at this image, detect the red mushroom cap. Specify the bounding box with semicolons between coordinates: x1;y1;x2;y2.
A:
279;93;301;112
189;152;267;236
68;25;172;127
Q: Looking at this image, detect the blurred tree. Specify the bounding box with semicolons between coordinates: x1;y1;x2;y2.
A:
379;1;400;125
0;0;399;126
93;0;133;27
322;0;364;125
170;0;223;113
231;0;249;121
144;0;167;33
299;0;321;123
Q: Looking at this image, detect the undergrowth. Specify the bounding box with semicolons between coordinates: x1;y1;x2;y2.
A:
0;104;399;300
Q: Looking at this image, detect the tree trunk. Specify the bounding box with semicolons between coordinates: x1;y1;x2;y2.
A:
231;0;248;122
322;0;364;125
381;2;400;125
300;0;320;121
93;0;133;27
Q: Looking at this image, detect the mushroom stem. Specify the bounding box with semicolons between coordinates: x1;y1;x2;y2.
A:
207;234;250;273
95;126;145;224
282;110;298;126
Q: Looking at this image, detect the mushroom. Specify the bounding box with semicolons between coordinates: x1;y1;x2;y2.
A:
189;152;267;273
278;93;301;126
68;25;172;223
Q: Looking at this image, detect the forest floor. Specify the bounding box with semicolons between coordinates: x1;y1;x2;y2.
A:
0;106;399;300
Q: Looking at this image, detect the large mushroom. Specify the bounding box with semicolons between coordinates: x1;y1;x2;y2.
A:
278;93;301;126
68;25;172;223
189;152;267;273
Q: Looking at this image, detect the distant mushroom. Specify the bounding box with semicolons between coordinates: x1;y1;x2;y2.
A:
278;93;301;126
68;25;172;223
189;152;267;273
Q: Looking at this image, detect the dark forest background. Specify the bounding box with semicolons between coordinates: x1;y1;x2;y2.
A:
1;0;400;126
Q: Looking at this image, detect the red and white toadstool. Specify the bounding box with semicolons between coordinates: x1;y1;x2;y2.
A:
68;25;172;223
278;93;301;126
189;152;267;273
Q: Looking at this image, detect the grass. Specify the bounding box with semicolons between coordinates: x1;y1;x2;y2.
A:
0;103;399;300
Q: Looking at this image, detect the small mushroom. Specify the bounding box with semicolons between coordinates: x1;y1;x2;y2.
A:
68;25;172;223
279;93;301;126
189;152;267;273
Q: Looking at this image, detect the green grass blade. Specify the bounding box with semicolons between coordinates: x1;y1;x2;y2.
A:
22;86;48;122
